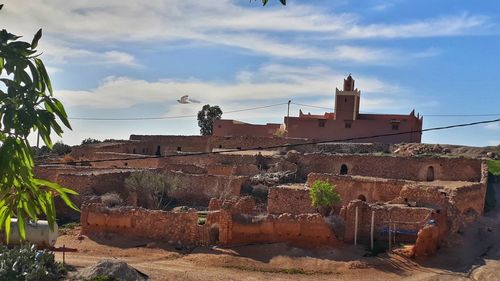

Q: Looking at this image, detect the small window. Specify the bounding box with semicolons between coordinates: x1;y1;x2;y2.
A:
340;164;348;175
345;122;352;129
344;98;347;102
318;119;326;127
392;124;399;130
177;147;182;151
219;145;222;149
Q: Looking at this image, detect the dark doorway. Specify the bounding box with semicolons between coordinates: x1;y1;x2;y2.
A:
357;194;367;201
132;148;136;154
156;145;161;156
210;225;220;244
426;166;435;181
340;164;348;175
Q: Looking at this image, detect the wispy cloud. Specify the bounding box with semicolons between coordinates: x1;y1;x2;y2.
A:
1;1;492;64
485;123;500;130
56;63;413;120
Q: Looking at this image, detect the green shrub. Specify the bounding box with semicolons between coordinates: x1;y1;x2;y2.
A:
488;160;500;177
0;244;67;281
309;180;341;209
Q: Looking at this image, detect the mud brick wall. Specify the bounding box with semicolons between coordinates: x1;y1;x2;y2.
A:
208;211;338;247
267;186;316;215
307;173;406;205
164;171;249;206
208;196;256;214
296;154;483;182
80;204;200;245
87;152;160;168
342;201;439;244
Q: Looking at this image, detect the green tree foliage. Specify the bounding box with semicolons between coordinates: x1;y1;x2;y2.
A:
124;171;179;210
0;5;77;242
261;0;286;5
81;137;101;145
309;180;341;210
52;141;72;155
197;104;222;136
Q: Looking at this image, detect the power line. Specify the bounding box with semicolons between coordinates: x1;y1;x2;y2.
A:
37;117;500;166
68;102;288;121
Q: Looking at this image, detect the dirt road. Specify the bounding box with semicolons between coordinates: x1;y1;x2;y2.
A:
55;184;500;281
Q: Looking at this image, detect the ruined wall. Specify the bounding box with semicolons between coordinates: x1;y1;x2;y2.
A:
80;204;200;245
267;186;316;215
88;152;160;169
307;173;406;205
57;170;134;203
207;210;338;247
208;196;257;215
164;171;249;206
341;200;441;244
296;154;483;182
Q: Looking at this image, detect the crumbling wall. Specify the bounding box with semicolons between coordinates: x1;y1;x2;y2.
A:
207;210;338;247
88;152;160;169
296;154;483;182
208;196;256;214
307;173;405;205
267;186;316;215
165;171;249;205
80;204;200;245
341;200;439;244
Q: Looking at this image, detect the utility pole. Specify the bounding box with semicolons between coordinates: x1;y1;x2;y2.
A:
286;100;291;137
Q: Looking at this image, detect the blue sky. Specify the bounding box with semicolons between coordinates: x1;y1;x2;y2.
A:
2;0;499;146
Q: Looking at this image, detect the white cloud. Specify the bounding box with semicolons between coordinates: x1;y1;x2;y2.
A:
485;123;500;130
0;1;491;64
56;63;409;119
102;51;138;66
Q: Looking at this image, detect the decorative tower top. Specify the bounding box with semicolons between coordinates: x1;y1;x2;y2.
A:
343;74;355;91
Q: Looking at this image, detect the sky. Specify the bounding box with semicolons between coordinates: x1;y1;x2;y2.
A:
1;0;499;146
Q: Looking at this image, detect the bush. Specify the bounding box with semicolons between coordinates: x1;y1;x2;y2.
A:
81;138;101;145
101;192;124;208
309;180;341;214
52;141;72;155
0;244;67;281
125;171;179;210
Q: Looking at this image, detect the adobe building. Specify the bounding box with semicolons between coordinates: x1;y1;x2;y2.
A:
213;75;423;144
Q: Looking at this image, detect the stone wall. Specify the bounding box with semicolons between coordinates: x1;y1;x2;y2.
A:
296;154;484;182
307;173;406;205
80;204;201;245
164;171;249;206
341;200;443;244
207;210;338;247
267;186;316;215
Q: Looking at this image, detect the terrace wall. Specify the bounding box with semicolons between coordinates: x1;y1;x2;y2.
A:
296;154;483;182
207;210;338;247
80;204;201;245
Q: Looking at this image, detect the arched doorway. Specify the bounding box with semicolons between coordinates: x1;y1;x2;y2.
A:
357;194;367;201
426;166;435;181
340;164;348;175
156;145;161;156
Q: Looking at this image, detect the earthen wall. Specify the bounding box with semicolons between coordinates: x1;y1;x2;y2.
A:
296;154;483;182
80;204;200;245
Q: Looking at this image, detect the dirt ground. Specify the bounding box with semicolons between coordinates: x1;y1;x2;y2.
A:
55;183;500;281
